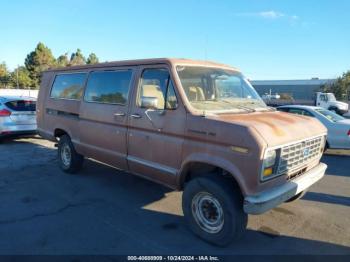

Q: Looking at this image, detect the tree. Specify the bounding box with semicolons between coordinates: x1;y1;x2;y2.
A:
11;66;32;88
25;42;56;88
56;53;69;68
322;71;350;101
70;49;86;66
0;62;12;88
86;53;99;64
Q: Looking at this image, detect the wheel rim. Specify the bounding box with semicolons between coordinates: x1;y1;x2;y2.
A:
61;143;71;167
191;192;224;234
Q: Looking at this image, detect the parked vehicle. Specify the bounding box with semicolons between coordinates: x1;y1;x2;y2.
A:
278;105;350;150
0;96;37;138
37;58;327;246
315;92;349;115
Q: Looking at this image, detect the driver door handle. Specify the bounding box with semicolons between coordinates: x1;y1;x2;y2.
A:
114;112;126;117
130;113;142;119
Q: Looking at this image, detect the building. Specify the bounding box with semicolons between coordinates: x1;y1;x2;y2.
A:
251;79;336;105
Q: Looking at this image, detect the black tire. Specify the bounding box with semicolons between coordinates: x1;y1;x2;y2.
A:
182;175;247;247
328;107;343;115
285;191;306;203
324;141;330;153
57;134;84;174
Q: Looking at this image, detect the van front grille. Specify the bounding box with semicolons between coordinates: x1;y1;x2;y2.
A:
277;136;324;176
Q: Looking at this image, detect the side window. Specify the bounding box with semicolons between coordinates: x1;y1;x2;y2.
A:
84;70;133;105
51;73;87;100
288;108;304;115
138;69;178;110
302;110;314;117
288;108;314;117
277;108;289;112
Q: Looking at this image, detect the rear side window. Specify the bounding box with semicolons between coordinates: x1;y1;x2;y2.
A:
51;73;87;100
5;100;36;111
84;70;133;105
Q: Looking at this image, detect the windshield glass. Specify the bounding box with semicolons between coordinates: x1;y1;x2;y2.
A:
316;108;345;122
327;93;336;101
176;66;267;112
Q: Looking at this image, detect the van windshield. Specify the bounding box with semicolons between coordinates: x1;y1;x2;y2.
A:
176;66;268;113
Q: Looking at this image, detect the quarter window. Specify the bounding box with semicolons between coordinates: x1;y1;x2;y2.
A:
84;71;133;105
51;73;87;100
138;69;178;110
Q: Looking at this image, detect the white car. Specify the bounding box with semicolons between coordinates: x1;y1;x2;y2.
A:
0;96;37;139
278;105;350;150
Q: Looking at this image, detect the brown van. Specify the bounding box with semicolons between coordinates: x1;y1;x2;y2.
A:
37;58;327;246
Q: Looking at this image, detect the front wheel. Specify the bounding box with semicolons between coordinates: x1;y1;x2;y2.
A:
182;175;247;246
57;135;84;174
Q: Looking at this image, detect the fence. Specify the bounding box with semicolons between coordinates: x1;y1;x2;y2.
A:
0;89;38;98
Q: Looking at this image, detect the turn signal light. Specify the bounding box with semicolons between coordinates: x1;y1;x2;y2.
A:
263;167;273;177
0;109;11;117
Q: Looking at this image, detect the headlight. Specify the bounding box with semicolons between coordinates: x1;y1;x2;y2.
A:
261;149;278;181
264;150;276;167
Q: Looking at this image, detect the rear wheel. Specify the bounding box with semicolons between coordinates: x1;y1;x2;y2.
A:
182;175;247;246
57;135;84;173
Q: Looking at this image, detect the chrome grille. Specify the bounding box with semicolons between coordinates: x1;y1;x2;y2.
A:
277;136;323;175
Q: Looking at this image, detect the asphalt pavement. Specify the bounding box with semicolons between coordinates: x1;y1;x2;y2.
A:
0;136;349;255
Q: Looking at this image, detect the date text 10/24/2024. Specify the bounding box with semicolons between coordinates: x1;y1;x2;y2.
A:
127;256;220;261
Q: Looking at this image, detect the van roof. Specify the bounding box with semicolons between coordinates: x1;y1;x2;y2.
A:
45;58;240;73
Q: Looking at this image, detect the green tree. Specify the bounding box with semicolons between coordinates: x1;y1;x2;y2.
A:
11;66;32;88
70;49;86;66
0;62;12;88
56;53;69;67
87;53;99;64
25;42;56;88
322;71;350;101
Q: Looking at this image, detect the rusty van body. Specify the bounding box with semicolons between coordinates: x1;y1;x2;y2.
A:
37;58;327;246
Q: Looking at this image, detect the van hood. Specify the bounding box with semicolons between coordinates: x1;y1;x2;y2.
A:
209;111;327;147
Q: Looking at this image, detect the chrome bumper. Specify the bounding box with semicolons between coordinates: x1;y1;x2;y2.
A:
244;163;327;215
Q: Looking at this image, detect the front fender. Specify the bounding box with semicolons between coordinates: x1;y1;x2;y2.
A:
177;153;248;195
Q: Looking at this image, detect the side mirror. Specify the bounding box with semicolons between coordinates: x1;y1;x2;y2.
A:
141;96;158;110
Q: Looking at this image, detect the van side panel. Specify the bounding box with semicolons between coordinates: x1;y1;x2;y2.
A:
77;68;136;170
38;71;88;155
37;71;55;141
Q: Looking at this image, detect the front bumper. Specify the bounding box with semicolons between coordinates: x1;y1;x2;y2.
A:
338;109;349;115
244;163;327;214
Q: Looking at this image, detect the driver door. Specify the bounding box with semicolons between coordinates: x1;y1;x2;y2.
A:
127;66;186;186
318;94;328;108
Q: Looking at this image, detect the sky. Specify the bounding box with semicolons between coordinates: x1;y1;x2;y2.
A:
0;0;349;80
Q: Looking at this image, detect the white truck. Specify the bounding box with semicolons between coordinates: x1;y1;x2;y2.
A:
315;92;349;115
